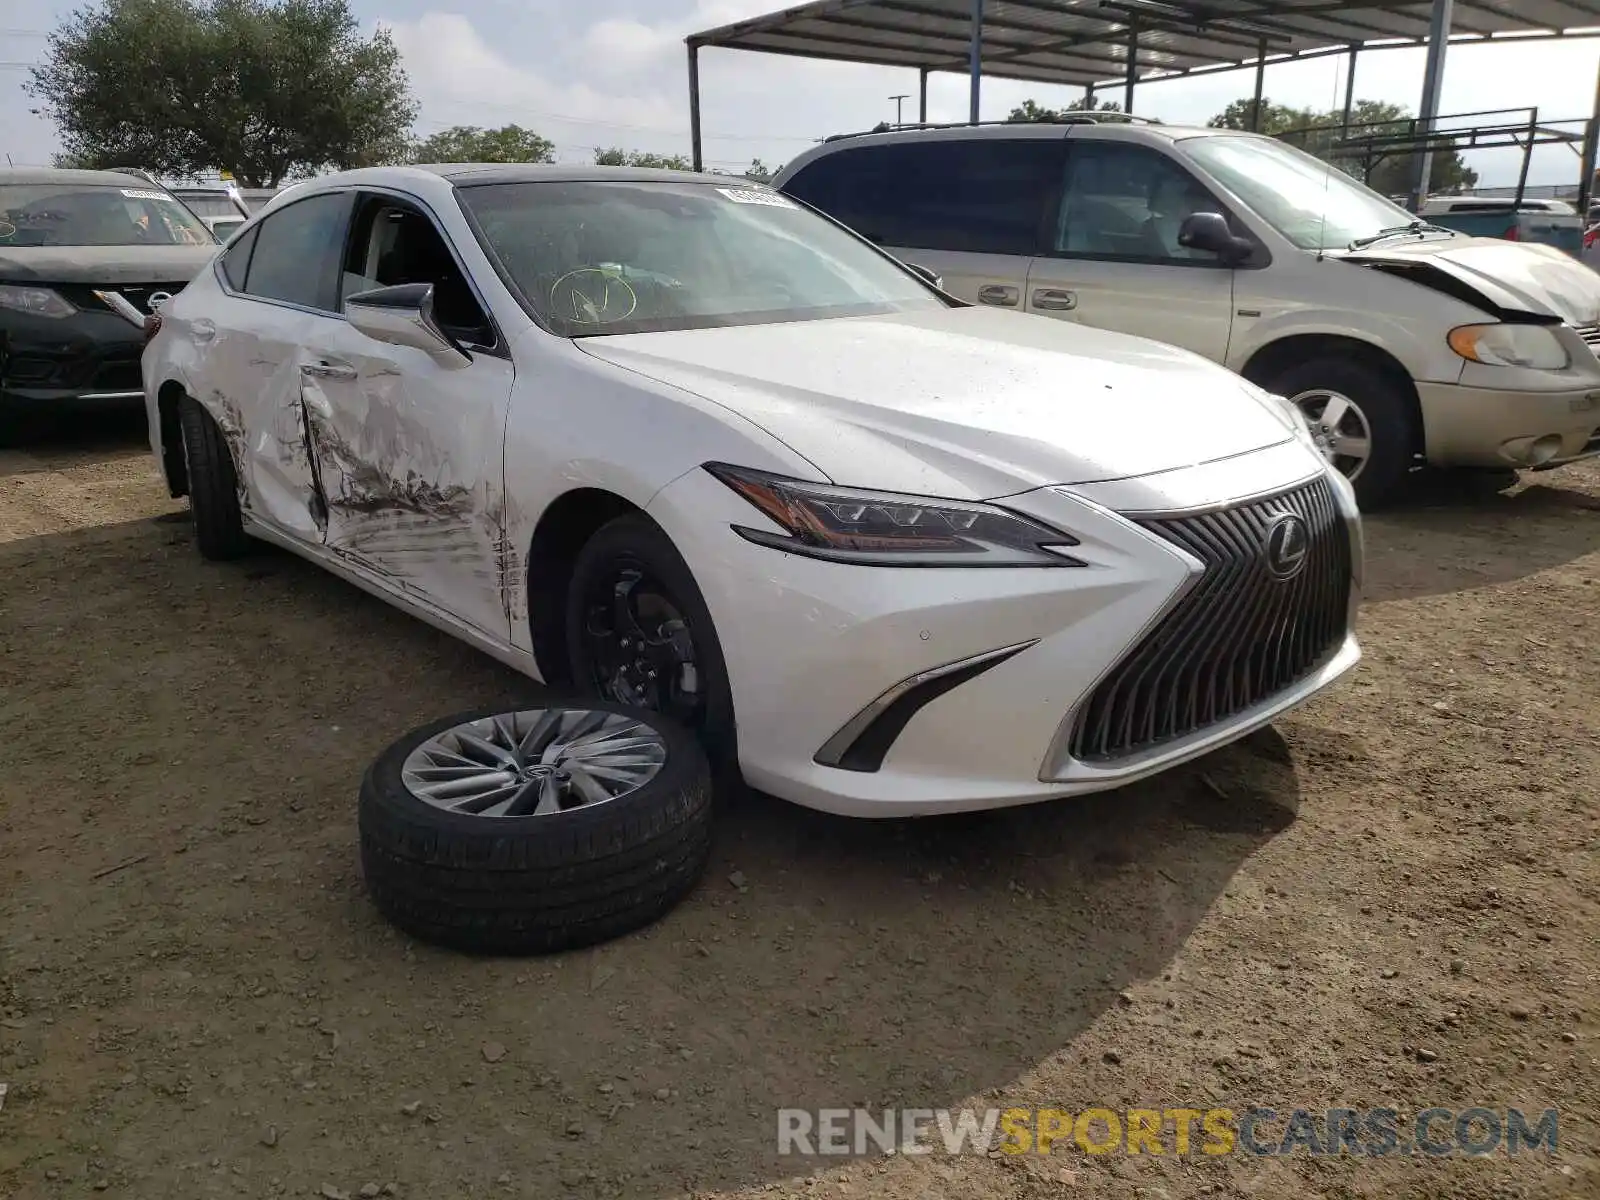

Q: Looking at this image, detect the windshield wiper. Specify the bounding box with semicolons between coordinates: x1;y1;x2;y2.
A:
1348;220;1452;250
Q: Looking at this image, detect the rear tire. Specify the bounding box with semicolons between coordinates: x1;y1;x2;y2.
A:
177;394;250;559
1252;357;1418;508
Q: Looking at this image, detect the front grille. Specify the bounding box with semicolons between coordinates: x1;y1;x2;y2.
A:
56;282;188;315
1575;322;1600;357
1068;475;1352;763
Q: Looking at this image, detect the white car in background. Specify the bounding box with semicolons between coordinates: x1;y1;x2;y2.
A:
776;123;1600;505
143;164;1361;819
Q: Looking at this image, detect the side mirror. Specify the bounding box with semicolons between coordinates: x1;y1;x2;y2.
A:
1177;212;1254;265
344;282;470;366
905;262;943;290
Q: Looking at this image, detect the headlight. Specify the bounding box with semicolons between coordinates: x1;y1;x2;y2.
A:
1269;390;1318;447
1447;323;1569;370
705;464;1085;567
0;284;76;318
1243;382;1318;451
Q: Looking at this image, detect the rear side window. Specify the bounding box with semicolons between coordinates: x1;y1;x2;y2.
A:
784;138;1061;256
242;193;350;310
219;224;258;290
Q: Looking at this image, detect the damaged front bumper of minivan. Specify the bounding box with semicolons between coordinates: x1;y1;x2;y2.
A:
1417;382;1600;469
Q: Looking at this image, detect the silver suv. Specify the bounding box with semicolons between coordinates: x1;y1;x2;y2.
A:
775;121;1600;505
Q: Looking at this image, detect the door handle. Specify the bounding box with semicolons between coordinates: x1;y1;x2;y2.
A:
1032;288;1078;312
977;284;1020;307
190;319;216;342
300;360;357;381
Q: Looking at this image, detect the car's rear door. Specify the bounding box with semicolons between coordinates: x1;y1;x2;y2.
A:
1025;134;1237;362
780;134;1064;312
208;191;353;542
296;190;514;641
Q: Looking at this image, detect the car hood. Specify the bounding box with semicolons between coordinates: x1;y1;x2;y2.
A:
1342;236;1600;325
0;244;218;284
578;306;1296;499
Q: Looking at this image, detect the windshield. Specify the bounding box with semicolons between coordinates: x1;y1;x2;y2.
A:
458;180;945;336
0;184;215;247
1181;135;1427;251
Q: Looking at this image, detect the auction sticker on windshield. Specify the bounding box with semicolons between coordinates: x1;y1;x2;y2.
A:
717;187;797;208
120;189;174;202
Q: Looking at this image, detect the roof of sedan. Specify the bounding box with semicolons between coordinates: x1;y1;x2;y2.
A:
263;163;782;211
0;167;164;188
418;163;731;187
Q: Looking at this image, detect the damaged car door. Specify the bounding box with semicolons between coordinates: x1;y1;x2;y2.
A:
206;191;353;541
297;196;514;640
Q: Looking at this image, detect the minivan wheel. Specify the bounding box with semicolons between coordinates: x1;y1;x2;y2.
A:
565;514;738;780
177;394;251;559
359;702;713;955
1255;358;1417;507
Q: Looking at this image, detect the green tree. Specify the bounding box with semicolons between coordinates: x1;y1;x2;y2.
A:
594;147;693;170
1008;95;1124;122
743;157;774;182
412;124;555;164
1208;95;1478;195
27;0;414;188
1206;97;1318;135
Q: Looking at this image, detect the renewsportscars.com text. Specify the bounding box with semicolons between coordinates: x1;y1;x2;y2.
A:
777;1106;1559;1158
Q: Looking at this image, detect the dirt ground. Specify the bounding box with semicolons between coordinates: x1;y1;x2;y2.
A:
1;413;1596;1200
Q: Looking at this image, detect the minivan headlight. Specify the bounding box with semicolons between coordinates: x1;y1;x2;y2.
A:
705;464;1085;566
1447;323;1569;371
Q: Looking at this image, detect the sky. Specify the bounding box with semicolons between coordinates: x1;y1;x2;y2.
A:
2;0;1599;188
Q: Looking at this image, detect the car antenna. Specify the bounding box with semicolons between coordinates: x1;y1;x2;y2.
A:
1315;72;1339;262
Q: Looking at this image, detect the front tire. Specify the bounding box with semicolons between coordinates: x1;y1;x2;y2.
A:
1253;357;1419;508
359;702;713;955
177;394;250;559
565;514;738;779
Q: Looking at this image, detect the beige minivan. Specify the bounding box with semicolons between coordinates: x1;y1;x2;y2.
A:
775;121;1600;504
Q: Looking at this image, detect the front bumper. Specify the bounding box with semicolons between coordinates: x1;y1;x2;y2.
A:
0;307;148;412
1416;379;1600;469
648;449;1361;818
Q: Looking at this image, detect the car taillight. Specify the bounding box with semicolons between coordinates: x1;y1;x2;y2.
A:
1503;225;1520;241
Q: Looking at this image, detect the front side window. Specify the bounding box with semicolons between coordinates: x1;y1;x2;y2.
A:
1181;134;1423;251
242;193;350;310
341;197;492;345
0;183;214;247
1055;142;1231;263
459;180;946;337
782;139;1061;256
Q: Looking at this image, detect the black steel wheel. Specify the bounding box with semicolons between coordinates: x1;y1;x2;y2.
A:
565;514;738;777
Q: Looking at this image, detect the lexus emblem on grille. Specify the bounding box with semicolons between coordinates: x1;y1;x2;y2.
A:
1263;512;1309;580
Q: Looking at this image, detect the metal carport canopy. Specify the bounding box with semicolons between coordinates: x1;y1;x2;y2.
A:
684;1;1600;168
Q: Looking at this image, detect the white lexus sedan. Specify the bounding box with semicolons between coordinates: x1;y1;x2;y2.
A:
144;164;1362;818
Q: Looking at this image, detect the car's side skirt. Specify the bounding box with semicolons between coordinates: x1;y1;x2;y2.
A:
243;517;546;684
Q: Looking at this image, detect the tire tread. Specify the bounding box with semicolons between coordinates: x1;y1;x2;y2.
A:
177;394;250;559
358;702;714;955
